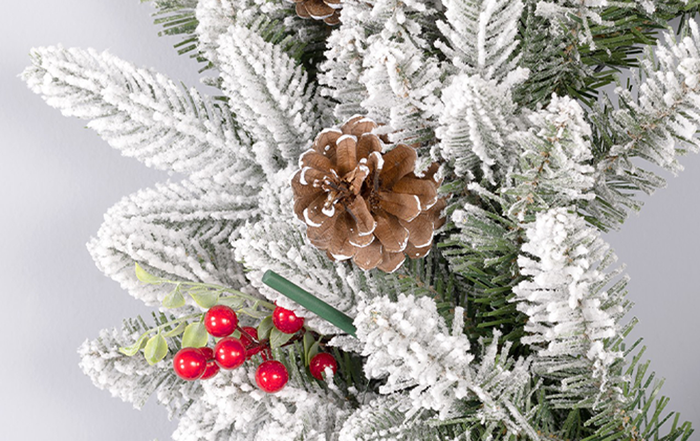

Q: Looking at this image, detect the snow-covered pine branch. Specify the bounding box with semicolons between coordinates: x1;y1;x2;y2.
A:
216;23;330;182
436;71;526;182
513;207;628;409
338;394;437;440
88;179;257;307
586;20;700;229
78;315;201;420
22;46;258;185
354;294;539;438
436;0;524;81
320;0;443;135
360;38;444;148
195;0;326;70
502;94;597;220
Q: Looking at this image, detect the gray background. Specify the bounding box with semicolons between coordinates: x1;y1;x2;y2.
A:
1;1;698;440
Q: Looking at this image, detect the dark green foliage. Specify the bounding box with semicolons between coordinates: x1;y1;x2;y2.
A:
141;0;203;61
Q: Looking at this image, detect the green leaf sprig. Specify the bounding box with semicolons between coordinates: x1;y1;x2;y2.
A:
135;262;275;313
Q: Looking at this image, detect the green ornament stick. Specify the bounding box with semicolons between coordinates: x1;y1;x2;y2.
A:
262;270;357;337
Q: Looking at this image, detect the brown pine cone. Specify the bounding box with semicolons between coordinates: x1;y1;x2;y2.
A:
290;0;341;26
291;116;446;273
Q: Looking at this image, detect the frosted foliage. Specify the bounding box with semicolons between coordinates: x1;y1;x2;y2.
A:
319;0;372;119
21;46;255;184
436;72;526;182
88;179;256;307
195;0;317;67
78;323;200;419
338;394;434;441
436;0;524;81
608;22;700;172
354;295;538;438
513;208;625;406
360;38;443;146
174;366;350;441
195;0;236;64
217;24;329;180
504;95;596;219
320;0;441;126
534;1;645;50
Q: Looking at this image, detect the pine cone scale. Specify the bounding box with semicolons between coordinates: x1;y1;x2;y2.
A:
379;144;418;189
374;211;409;253
335;135;359;175
304;0;336;19
353;241;383;270
356;134;382;160
346;196;376;235
377;192;421;222
392;177;439;209
400;214;434;248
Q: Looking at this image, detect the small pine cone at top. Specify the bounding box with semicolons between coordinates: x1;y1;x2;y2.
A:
291;116;446;273
289;0;341;26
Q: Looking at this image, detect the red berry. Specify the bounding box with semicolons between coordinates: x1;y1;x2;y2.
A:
197;347;219;380
200;359;220;380
239;327;258;347
240;327;263;359
214;337;246;369
272;306;305;334
204;305;238;337
199;347;215;360
173;348;207;381
309;353;338;381
255;360;289;393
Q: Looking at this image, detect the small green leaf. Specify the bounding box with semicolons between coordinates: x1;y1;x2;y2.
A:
134;262;164;284
163;321;187;338
257;316;273;341
162;285;186;308
269;327;294;350
118;334;149;356
144;333;168;365
307;341;320;365
238;306;268;319
189;289;219;309
218;296;245;310
182;322;208;348
303;332;315;366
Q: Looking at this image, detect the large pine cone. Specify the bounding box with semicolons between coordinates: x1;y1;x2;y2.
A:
290;0;341;26
291;116;446;273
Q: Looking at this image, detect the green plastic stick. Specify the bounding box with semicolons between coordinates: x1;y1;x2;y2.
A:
262;270;357;337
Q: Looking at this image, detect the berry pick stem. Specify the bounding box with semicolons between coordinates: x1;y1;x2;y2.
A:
262;271;357;337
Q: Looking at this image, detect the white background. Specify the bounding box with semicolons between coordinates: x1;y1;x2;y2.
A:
1;1;698;440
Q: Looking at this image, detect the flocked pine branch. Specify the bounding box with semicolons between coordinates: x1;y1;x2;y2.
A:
436;70;527;183
585;21;700;230
22;46;261;186
78;314;201;420
513;207;627;409
216;23;331;183
502;94;597;221
513;207;694;439
88;179;258;307
436;0;524;81
353;294;540;439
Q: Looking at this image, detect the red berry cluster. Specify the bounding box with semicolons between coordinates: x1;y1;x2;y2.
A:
171;304;338;393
